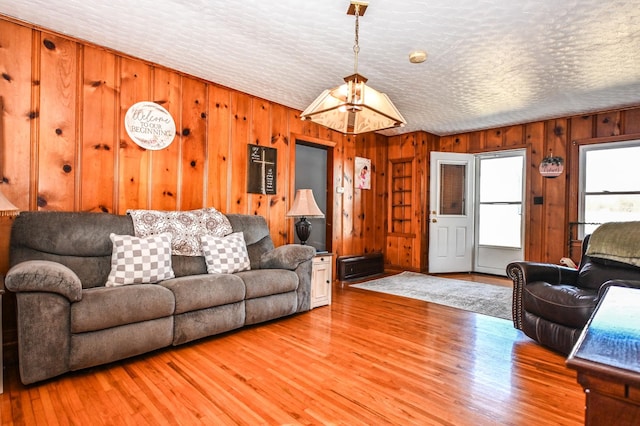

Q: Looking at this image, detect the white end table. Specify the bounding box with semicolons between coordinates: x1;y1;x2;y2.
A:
311;253;333;308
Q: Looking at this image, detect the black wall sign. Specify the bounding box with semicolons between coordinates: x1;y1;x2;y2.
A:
247;144;277;194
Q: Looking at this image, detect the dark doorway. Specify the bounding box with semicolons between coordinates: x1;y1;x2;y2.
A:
295;141;330;252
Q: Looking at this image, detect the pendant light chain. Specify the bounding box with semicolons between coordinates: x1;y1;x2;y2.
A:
353;4;360;75
299;1;406;134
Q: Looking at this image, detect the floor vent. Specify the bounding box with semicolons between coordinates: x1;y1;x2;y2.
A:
337;253;384;281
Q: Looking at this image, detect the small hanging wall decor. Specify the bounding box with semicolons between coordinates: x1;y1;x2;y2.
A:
124;101;176;150
539;151;564;178
355;156;371;190
247;144;277;194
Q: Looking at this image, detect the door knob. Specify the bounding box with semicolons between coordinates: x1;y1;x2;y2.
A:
432;218;437;223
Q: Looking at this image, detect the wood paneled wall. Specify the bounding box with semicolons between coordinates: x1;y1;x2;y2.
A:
0;16;388;257
385;132;436;271
439;108;640;264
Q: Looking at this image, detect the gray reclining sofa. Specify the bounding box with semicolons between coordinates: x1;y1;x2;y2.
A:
5;211;315;384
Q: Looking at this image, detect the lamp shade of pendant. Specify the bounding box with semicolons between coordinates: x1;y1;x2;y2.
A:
300;1;406;135
301;74;406;135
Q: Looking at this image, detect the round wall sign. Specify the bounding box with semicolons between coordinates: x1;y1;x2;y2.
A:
539;156;564;178
124;101;176;150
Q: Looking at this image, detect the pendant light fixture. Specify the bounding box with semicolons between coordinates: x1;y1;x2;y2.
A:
300;1;406;135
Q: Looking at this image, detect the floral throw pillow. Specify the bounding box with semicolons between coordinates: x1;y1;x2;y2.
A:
127;207;232;256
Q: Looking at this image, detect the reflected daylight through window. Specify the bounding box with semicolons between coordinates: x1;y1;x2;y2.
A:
581;141;640;235
477;156;523;248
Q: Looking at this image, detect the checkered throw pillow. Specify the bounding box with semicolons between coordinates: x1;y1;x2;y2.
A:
106;232;175;287
201;232;251;274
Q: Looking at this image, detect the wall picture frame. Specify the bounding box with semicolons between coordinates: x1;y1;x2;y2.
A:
355;156;371;190
247;144;277;194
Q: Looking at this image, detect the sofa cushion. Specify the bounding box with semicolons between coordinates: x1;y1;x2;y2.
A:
201;232;251;274
172;302;245;346
226;214;275;268
245;292;297;325
71;285;175;333
577;259;640;290
171;255;208;277
70;317;174;370
9;211;134;289
106;233;175;287
523;282;598;329
246;236;274;270
236;269;298;299
160;274;246;315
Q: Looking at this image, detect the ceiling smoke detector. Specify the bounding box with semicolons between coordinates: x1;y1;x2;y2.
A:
409;50;428;64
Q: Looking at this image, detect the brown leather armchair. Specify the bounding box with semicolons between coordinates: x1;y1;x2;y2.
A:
507;234;640;354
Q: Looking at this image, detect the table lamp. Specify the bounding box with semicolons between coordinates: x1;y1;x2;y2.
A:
0;97;19;218
286;189;324;245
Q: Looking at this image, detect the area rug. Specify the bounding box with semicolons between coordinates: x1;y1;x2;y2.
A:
350;271;513;320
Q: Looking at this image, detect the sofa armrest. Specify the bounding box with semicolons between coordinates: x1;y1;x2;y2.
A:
506;262;579;330
5;260;83;302
260;244;316;270
507;262;579;287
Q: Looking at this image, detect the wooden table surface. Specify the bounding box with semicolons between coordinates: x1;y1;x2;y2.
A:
567;285;640;425
568;285;640;380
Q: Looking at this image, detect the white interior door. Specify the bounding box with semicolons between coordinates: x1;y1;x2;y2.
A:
429;152;475;273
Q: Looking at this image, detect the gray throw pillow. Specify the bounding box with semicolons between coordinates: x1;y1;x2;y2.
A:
201;232;251;274
106;232;175;287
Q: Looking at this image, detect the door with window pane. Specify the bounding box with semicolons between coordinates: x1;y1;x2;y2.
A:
474;150;525;275
428;152;475;273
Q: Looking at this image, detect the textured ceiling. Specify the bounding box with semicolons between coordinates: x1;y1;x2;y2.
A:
2;0;640;136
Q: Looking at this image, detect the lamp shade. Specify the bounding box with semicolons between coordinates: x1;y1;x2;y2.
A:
300;74;406;135
286;189;324;218
0;189;19;216
299;2;406;135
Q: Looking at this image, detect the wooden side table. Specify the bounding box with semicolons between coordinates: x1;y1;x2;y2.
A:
567;285;640;425
311;253;333;308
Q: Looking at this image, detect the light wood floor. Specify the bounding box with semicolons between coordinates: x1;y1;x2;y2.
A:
1;274;584;425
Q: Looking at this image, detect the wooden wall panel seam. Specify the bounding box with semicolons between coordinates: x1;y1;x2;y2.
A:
75;43;83;211
113;56;121;214
29;29;40;211
202;83;210;208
